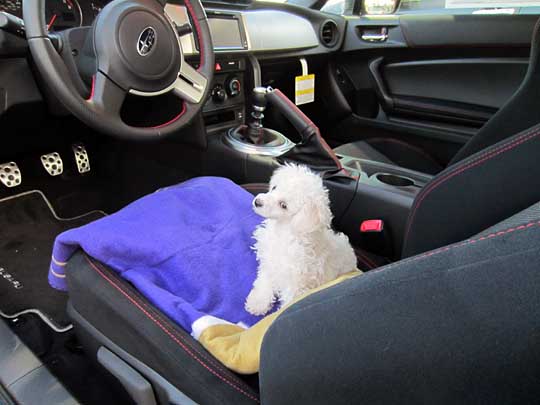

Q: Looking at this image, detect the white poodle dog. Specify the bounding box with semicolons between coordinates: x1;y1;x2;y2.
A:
245;164;357;316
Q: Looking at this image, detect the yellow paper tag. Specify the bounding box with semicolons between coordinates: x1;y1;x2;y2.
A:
295;74;315;106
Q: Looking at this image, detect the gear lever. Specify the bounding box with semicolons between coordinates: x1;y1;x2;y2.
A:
247;87;268;144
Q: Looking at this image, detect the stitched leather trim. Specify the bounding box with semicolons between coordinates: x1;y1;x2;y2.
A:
273;89;345;172
184;0;204;70
404;125;540;250
150;102;187;129
390;220;540;275
354;249;377;270
84;255;260;403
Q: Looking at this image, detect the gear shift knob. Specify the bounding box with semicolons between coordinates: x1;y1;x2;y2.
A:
252;87;268;112
247;87;269;144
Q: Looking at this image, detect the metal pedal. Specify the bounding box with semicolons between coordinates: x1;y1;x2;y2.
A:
40;152;63;176
0;162;22;188
72;143;91;174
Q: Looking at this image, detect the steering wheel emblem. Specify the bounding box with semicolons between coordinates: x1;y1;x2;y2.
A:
137;27;157;56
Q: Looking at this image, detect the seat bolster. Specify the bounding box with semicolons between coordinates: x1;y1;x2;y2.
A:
66;251;260;405
260;218;540;405
403;122;540;257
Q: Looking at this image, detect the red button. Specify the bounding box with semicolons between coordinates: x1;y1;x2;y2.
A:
215;63;222;71
360;219;384;233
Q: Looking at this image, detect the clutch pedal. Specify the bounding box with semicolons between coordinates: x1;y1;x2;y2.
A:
0;162;22;188
40;152;63;176
72;143;91;174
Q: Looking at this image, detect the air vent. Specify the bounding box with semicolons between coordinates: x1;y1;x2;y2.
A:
320;20;338;47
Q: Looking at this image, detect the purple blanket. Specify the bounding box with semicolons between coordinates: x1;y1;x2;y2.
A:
49;177;268;336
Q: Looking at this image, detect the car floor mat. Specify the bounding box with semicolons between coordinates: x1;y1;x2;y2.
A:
0;191;105;330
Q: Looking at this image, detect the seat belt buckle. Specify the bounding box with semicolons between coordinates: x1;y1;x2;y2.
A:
360;219;384;233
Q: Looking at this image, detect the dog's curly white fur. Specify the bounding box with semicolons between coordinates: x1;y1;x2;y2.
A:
245;164;357;316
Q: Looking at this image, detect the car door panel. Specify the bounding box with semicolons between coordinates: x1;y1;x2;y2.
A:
382;58;528;125
327;13;537;167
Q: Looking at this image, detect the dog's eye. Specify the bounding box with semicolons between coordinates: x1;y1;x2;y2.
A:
271;185;277;191
279;201;287;210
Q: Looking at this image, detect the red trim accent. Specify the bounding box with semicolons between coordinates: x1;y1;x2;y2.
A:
84;255;260;403
184;0;204;71
391;220;540;275
47;14;58;31
150;102;187;129
86;75;96;101
354;249;378;270
85;258;244;378
404;125;540;249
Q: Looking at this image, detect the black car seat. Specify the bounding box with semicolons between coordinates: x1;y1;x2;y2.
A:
64;116;540;404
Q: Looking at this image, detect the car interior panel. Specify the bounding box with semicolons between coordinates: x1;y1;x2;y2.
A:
1;0;540;403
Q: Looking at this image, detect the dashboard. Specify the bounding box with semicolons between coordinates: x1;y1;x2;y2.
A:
0;0;346;132
0;0;344;56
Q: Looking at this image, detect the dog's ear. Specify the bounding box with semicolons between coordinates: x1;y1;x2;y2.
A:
291;198;332;234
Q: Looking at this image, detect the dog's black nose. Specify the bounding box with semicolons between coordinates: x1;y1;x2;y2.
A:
254;198;263;208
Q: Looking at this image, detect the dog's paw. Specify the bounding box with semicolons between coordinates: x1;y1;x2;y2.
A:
245;290;273;316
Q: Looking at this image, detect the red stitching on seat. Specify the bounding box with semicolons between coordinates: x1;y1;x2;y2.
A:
380;220;540;275
404;125;540;246
91;263;259;397
84;256;260;403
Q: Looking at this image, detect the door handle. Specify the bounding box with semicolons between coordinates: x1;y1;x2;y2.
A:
361;27;388;42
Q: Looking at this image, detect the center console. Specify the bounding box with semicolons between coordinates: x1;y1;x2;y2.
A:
201;58;247;133
336;154;433;258
194;48;431;261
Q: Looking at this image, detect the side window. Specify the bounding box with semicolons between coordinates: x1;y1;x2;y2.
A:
321;0;356;15
398;0;540;13
321;0;540;15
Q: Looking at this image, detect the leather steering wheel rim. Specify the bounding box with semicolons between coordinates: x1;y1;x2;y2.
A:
24;0;214;140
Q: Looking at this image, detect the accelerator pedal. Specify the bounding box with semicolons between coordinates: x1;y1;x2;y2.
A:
0;162;21;187
40;152;64;176
72;143;91;174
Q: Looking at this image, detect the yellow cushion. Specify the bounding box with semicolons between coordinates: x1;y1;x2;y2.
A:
198;270;362;374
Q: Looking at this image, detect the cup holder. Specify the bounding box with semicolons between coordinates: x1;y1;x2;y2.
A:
376;173;415;187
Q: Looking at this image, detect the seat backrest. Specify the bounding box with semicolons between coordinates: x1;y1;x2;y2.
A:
402;121;540;258
261;199;540;405
450;18;540;164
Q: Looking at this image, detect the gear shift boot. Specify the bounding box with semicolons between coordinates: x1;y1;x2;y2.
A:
224;86;295;156
224;125;295;156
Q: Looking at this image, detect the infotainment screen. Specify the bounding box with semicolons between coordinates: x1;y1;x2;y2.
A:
164;4;246;51
207;17;245;50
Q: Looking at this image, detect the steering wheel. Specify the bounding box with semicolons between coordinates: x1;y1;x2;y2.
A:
23;0;214;140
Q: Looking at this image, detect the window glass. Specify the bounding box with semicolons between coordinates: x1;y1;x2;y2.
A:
398;0;540;13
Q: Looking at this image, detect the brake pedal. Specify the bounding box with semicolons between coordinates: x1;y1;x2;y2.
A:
0;162;22;188
40;152;64;176
72;143;91;174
